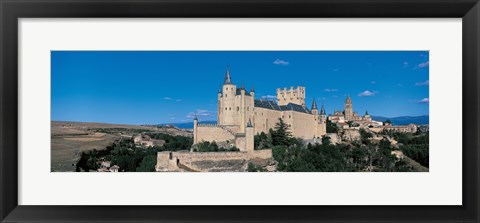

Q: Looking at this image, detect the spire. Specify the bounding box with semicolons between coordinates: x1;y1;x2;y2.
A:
311;98;318;110
241;82;245;90
250;84;255;92
194;113;198;121
223;67;232;84
321;104;326;115
345;95;352;103
218;88;222;93
247;118;253;127
365;110;369;116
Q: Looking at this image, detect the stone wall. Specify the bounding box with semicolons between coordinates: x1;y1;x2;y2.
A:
252;107;326;140
343;129;361;141
291;110;317;139
325;133;341;145
196;125;235;144
253;107;282;134
156;150;273;172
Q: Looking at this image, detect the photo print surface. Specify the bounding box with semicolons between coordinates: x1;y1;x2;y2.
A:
51;51;429;172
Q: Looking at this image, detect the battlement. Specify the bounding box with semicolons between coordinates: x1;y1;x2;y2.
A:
197;123;219;127
276;86;306;106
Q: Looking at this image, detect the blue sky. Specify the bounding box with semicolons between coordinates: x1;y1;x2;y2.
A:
51;51;429;125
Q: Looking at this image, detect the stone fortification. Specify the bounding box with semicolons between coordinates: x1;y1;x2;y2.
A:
194;68;327;151
195;124;236;145
156;150;273;172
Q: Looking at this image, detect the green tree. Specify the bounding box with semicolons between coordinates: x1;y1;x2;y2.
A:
379;138;392;151
271;118;293;146
326;119;339;133
272;145;288;171
247;163;266;172
254;132;272;150
359;128;373;145
136;155;157;172
322;135;331;145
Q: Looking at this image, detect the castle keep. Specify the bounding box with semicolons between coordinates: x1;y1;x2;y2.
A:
193;68;327;151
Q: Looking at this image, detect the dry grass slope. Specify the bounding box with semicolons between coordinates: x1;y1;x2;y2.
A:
51;121;191;172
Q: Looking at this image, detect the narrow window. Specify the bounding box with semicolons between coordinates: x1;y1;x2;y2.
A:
237;107;239;111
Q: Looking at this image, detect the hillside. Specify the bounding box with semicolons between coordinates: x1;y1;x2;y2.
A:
51;121;192;172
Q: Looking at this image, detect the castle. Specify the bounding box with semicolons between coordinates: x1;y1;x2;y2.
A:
157;68;423;171
328;95;372;124
193;68;327;151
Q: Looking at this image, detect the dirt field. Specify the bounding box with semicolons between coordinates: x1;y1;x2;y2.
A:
51;121;192;172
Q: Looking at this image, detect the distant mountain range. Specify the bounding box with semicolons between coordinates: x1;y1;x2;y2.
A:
371;115;429;125
164;115;428;129
164;121;217;129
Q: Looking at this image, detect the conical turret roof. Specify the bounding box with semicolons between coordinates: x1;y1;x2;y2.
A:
311;98;318;110
224;67;232;84
247;118;253;127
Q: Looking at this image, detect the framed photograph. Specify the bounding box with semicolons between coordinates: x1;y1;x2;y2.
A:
1;0;479;222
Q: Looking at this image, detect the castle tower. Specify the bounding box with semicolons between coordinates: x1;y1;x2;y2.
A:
317;104;327;136
245;118;254;152
219;67;237;126
250;85;255;127
193;114;198;144
311;98;318;122
276;86;306;106
240;82;246;133
320;104;327;124
364;110;372;122
344;95;353;121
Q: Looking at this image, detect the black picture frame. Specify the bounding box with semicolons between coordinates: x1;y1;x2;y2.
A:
1;0;479;222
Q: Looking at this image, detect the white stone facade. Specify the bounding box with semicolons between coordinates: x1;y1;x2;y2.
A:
193;68;327;151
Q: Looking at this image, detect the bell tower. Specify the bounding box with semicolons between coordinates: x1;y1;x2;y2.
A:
344;95;353;121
